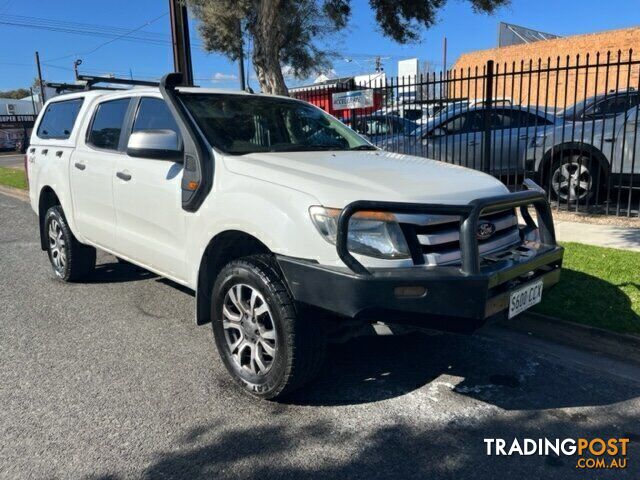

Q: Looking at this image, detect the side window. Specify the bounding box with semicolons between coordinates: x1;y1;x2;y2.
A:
132;98;180;137
37;98;83;139
87;98;131;150
404;109;423;122
435;112;482;136
585;94;639;119
481;109;552;131
521;111;552;127
488;109;521;129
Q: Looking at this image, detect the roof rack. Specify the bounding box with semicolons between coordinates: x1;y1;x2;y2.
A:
45;82;86;94
75;73;160;90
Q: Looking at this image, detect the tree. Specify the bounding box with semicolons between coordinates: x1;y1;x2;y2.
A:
188;0;509;95
0;88;30;100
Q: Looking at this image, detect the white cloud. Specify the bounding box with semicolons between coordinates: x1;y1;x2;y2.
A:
212;72;238;82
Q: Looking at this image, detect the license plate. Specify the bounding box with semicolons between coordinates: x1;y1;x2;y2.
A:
508;279;543;319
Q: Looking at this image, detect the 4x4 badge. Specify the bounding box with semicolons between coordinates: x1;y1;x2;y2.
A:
476;221;496;241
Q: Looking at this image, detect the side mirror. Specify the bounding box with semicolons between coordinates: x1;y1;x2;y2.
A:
127;129;183;161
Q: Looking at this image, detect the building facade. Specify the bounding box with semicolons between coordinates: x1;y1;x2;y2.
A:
452;26;640;107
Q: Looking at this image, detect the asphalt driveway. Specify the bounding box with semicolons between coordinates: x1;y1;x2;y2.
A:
0;193;639;479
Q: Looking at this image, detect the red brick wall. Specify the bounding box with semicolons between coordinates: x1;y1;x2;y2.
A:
451;27;640;107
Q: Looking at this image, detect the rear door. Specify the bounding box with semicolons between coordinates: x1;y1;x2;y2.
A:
29;98;84;204
491;108;554;176
70;97;132;248
113;96;187;279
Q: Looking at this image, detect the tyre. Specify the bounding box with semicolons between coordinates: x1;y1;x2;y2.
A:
44;206;96;282
211;254;325;400
548;154;604;204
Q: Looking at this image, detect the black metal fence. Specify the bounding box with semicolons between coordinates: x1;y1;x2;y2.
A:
292;50;640;218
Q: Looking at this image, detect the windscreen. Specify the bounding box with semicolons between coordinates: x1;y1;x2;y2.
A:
180;93;373;155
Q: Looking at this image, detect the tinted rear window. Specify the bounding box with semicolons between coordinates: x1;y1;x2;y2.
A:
37;98;84;139
87;98;131;151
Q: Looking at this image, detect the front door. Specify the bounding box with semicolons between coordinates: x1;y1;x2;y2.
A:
113;97;187;280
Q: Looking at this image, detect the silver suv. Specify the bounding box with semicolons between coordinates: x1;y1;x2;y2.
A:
527;90;640;203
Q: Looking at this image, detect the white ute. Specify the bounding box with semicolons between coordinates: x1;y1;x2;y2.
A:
27;74;564;399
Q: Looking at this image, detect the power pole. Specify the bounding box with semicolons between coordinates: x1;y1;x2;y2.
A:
169;0;194;85
375;56;382;73
238;19;246;90
35;51;46;105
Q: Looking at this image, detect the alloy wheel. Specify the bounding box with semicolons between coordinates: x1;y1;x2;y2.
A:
222;283;277;376
551;159;593;202
48;219;66;272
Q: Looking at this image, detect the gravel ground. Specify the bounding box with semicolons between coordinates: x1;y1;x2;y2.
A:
1;193;639;479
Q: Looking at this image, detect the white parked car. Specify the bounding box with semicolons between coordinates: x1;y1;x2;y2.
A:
26;74;563;399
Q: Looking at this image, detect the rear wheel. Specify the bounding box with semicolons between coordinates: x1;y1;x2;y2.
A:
549;154;604;204
211;255;325;400
44;206;96;282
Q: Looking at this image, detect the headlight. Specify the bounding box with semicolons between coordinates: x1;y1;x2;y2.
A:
309;206;410;259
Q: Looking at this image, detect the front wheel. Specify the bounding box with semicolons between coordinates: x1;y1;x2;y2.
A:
211;255;325;400
44;206;96;282
549;154;604;204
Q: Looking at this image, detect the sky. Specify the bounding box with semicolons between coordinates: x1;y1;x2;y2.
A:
1;0;639;92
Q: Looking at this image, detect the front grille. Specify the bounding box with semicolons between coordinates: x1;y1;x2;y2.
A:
407;209;520;266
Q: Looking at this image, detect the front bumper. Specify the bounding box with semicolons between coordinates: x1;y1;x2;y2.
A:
277;188;564;334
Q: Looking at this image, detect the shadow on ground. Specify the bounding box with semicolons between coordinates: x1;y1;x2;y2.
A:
282;332;640;409
138;410;640;480
534;268;640;333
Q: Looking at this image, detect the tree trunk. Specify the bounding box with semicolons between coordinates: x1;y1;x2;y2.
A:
251;0;288;96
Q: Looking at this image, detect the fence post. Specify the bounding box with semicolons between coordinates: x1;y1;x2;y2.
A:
482;60;494;174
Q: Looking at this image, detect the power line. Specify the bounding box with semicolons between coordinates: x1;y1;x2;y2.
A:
0;13;192;58
1;14;170;40
45;12;170;63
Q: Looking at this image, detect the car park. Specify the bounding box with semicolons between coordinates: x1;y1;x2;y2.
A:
26;74;563;399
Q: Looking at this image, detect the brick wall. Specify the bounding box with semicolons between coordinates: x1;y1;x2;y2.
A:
451;27;640;107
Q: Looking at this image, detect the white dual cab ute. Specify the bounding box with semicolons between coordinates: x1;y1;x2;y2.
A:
27;73;564;399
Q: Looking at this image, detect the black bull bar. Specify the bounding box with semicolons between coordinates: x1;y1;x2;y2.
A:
336;188;557;275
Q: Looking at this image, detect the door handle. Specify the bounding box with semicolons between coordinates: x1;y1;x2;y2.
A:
41;149;48;155
519;134;529;140
55;150;63;157
116;171;132;181
74;162;86;171
604;137;615;143
468;140;478;146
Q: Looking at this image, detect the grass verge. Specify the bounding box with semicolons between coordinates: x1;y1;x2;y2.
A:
0;167;27;190
533;242;640;334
